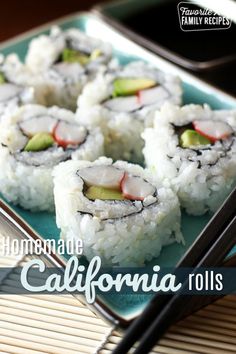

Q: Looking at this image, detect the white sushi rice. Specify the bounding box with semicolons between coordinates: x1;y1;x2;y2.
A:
76;61;182;163
142;103;236;215
25;64;88;110
0;54;35;120
26;26;113;72
53;157;183;266
25;26;113;110
0;104;104;211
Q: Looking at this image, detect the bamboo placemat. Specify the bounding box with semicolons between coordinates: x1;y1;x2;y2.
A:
1;235;236;353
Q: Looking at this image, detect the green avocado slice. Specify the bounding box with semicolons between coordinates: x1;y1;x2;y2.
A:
90;49;102;61
62;48;90;65
180;129;211;148
85;186;125;201
0;72;5;84
113;78;156;97
24;133;55;152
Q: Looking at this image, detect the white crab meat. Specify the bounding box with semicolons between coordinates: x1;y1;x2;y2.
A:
54;121;87;148
104;96;142;112
121;174;155;201
193;120;233;142
137;86;169;106
53;62;85;79
0;83;22;102
19;116;57;137
79;165;125;189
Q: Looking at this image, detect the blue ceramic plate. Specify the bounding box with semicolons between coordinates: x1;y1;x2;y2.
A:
0;12;236;327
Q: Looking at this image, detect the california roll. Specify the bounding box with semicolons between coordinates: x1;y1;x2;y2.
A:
76;61;182;163
143;103;236;215
25;26;113;110
0;104;104;211
0;54;34;120
53;157;183;266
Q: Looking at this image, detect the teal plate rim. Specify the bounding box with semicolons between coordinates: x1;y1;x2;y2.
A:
1;11;236;329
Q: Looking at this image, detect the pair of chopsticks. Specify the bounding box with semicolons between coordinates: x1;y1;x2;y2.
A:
113;186;236;354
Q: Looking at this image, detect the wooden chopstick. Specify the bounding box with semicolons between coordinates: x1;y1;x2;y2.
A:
133;214;236;354
113;186;236;354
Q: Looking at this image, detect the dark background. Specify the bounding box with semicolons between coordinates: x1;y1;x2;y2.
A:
0;0;235;96
0;0;106;41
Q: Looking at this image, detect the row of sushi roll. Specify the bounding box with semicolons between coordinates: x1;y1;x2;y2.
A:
0;26;235;265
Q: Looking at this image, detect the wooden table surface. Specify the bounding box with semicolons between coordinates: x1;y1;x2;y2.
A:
0;0;105;42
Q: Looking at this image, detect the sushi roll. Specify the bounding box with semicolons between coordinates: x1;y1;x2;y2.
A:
53;157;183;266
25;26;113;110
0;104;104;211
143;103;236;215
76;61;182;163
0;54;34;120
